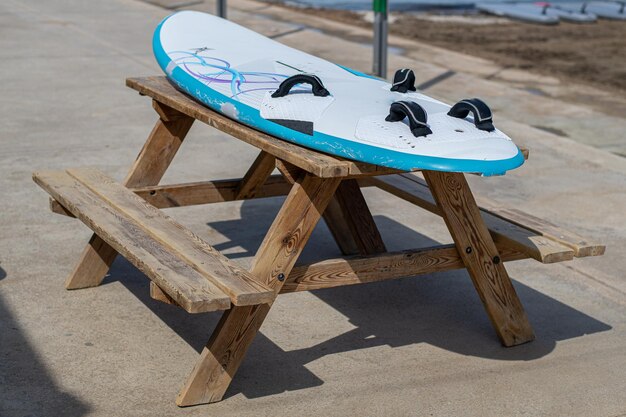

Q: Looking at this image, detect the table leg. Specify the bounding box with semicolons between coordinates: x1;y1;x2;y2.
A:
327;179;386;255
235;151;276;199
176;173;341;406
65;102;193;289
423;171;534;347
322;196;361;255
275;162;385;256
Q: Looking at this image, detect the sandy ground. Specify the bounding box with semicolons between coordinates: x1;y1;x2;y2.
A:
276;5;626;96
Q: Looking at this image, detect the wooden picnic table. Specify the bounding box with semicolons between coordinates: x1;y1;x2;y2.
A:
33;76;605;407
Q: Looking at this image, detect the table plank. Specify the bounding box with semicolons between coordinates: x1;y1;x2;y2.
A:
127;76;350;178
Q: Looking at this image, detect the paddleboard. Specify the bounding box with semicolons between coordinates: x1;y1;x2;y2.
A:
476;3;560;23
153;11;524;175
557;1;626;19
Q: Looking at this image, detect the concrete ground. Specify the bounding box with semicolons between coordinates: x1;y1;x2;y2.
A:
1;0;625;416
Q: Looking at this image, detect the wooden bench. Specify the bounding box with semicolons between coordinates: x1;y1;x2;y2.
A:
34;76;605;407
33;168;275;313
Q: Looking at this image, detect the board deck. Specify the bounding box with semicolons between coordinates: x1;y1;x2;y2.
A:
153;11;525;175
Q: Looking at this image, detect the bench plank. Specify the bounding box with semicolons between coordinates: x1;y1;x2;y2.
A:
33;170;231;313
397;173;603;258
65;168;275;306
367;174;575;263
478;206;603;258
50;168;589;264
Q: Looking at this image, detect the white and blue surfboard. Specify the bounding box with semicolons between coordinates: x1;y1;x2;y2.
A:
153;11;524;175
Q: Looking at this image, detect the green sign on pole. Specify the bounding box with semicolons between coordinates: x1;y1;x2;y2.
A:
373;0;388;14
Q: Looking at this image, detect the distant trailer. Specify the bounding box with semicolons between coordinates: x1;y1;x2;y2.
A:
557;1;626;20
517;3;597;23
476;2;560;23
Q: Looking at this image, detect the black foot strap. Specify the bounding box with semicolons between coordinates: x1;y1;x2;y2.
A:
390;69;417;93
385;101;432;138
271;74;330;98
447;98;495;132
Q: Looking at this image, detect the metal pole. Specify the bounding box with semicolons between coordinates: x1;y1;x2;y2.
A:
217;0;227;18
373;0;388;78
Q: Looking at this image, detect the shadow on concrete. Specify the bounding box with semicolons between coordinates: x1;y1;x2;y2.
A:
0;265;6;280
113;197;611;402
0;290;90;417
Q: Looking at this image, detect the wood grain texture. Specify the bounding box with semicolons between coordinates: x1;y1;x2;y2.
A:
284;244;527;293
50;197;74;216
276;159;362;255
33;170;230;313
66;168;274;306
519;146;529;160
126;77;403;179
322;196;361;256
124;112;194;188
127;77;346;178
274;159;303;185
150;281;180;306
343;160;403;176
152;100;188;122
397;173;602;258
64;111;193;290
322;178;388;256
176;174;341;406
333;179;386;255
133;175;291;208
480;206;604;257
368;174;575;263
235;151;276;199
50;175;291;215
250;174;342;289
424;170;534;347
